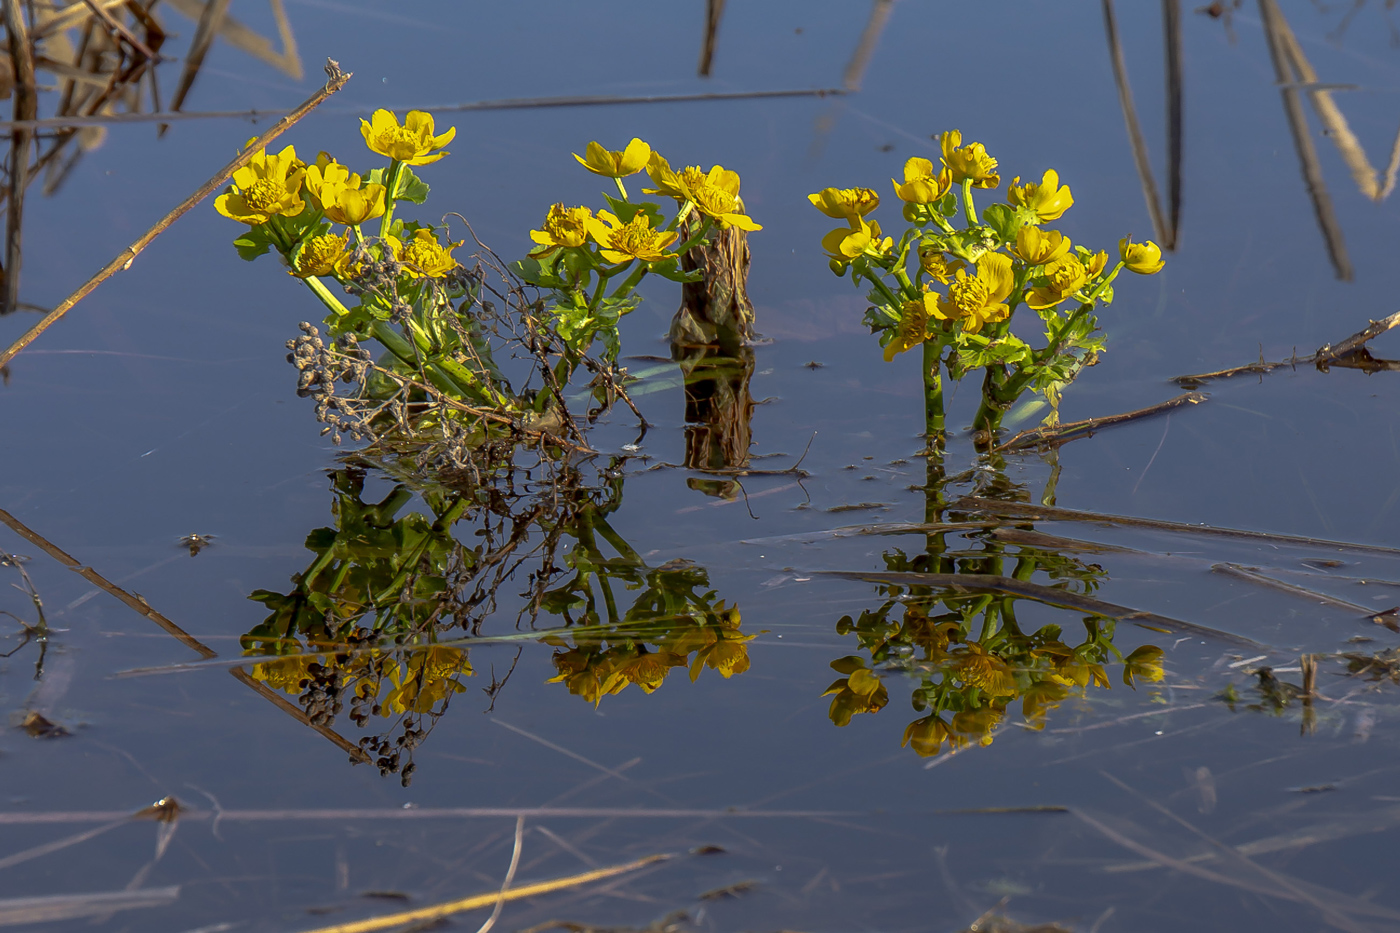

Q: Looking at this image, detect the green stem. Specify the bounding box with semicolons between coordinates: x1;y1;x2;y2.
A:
670;215;714;256
613;176;629;201
961;178;976;227
867;274;903;308
922;338;945;444
378;160;405;238
609;261;649;304
587;265;624;313
665;200;695;232
303;275;351;317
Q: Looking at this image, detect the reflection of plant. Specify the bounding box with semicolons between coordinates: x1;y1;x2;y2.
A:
827;501;1164;758
810;131;1164;440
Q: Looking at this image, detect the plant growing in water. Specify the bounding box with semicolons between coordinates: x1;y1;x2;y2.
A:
810;130;1165;444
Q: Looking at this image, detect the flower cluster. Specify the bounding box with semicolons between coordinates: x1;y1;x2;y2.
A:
811;130;1164;437
514;137;760;366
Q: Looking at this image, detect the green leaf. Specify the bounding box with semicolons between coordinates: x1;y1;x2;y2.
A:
601;195;665;228
647;256;703;283
396;166;430;204
937;190;958;217
233;224;276;261
981;203;1021;243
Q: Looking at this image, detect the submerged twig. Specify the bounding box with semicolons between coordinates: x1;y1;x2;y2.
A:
0;59;351;369
995;392;1207;452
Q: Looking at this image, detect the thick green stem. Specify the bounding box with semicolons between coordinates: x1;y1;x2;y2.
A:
377;160;405;238
613;176;629;201
922;338;945;444
961;178;976;227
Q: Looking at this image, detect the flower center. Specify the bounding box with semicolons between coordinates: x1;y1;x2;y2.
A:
403;239;446;270
303;234;344;265
546;207;589;246
244;178;286;211
947;275;990;317
1046;257;1085;292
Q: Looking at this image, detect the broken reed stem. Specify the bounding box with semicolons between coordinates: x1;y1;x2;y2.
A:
995;391;1207;452
296;854;670;933
472;815;525;933
4;0;37;316
0;58;351;368
1172;308;1400;386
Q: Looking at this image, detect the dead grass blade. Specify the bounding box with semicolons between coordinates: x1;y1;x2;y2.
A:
296;854;670;933
0;819;125;871
815;569;1272;649
0;806;869;825
0;59;350;368
4;0;37;316
995;392;1207;452
0;886;178;926
954;495;1400;557
1102;0;1172;248
842;0;895;91
162;0;302;78
1211;562;1375;615
167;0;230;114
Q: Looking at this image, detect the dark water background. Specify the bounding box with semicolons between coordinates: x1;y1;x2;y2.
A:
4;2;1400;931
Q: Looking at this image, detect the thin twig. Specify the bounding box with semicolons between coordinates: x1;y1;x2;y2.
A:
995;392;1207;452
1211;562;1376;615
1172;308;1400;386
4;0;37;315
78;0;160;61
0;59;352;369
473;815;525;933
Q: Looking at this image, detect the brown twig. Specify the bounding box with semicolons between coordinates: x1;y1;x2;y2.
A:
1172;308;1400;386
995;391;1207;452
815;569;1271;649
954;495;1400;556
166;0;229;114
1103;0;1172;249
0;59;351;369
78;0;159;61
3;0;37;315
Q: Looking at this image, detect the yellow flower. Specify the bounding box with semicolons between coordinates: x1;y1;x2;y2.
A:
892;157;952;204
1008;169;1074;222
951;707;1003;747
1020;679;1071;728
1120;237;1165;274
548;648;622;706
1054;658;1110;690
1013;226;1071;266
586;210;679;263
1084;249;1108;278
386;229;461;278
1027;255;1089;310
292;232;351;279
214;144;305;225
821;218;892;273
573;138;651;177
1123;645;1166;688
382;646;471;715
939;130;1000;188
823;670;889;727
884;292;937;362
902;715;960;757
808;186;880;223
645;155;761;230
249;653;320;694
305;161;386;226
933;251;1015;334
919;247;964;284
529;203;593;257
360;109;456;165
605;648;686;694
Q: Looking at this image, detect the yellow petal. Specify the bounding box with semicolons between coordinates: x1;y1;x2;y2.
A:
618;138;651;175
979;251;1015;304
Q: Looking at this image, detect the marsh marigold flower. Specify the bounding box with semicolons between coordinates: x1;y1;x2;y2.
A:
934;252;1015;334
821;218;892;273
573;138;651;177
305;161;386;226
892;157;952;204
1027;255;1090;310
884;293;936;362
919;246;964;284
1013;226;1071;267
360;109;455;165
387;229;460;278
902;714;959;757
1119;237;1165;274
940;130;1000;188
215;144;305;225
645;155;761;230
808;186;880;222
529;203;593;256
586;210;679;263
292;232;351;279
1123;645;1166;687
1008;169;1074;222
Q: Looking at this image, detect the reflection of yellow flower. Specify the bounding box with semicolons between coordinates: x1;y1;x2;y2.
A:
215;144;305;225
955;644;1018;697
823;666;889;727
382;645;471;715
249;653;319;693
902;714;961;757
884;293;937;362
360;109;456;165
951;707;1003;746
940;130;1000;188
808;186;880;222
305;160;386;226
1008;169;1073;222
606;648;686;694
548;648;619;705
573;138;651;177
586;210;679;263
387;229;461;278
1055;658;1110;690
933;252;1015;334
1020;680;1071;728
645;155;760;230
529;203;593;256
1123;645;1165;687
892;157;952;204
919;247;964;285
1013;226;1071;267
292;232;351;279
1120;237;1165;274
1027;255;1089;310
821;219;892;272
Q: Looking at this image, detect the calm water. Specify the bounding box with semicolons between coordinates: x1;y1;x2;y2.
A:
4;2;1400;931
